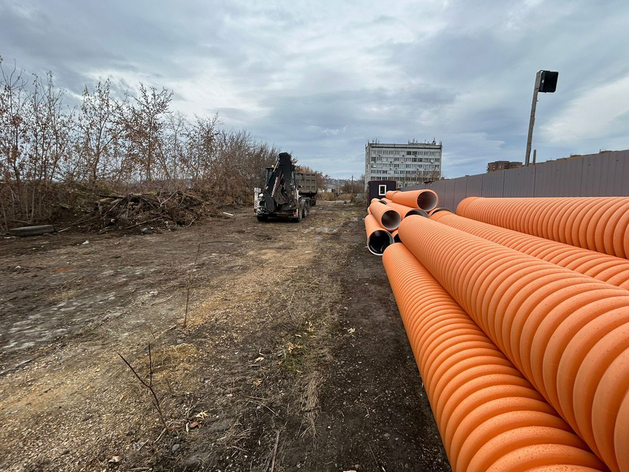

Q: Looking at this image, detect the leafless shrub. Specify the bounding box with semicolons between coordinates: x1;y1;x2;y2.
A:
0;57;281;232
119;343;169;431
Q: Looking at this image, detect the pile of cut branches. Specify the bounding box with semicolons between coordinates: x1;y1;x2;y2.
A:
64;190;222;233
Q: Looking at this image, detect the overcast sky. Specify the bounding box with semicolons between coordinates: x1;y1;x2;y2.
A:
2;0;629;178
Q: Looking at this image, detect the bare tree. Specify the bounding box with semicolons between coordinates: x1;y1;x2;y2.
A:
0;58;328;231
182;113;220;182
75;79;123;182
123;84;172;182
26;72;73;184
0;57;29;191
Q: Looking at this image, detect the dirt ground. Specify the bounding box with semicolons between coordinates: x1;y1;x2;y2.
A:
0;201;450;472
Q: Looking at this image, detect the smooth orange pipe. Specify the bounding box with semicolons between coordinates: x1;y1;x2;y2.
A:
382;198;429;218
391;189;439;211
382;243;606;472
430;211;629;290
385;190;400;199
398;216;629;472
364;214;393;256
457;197;629;259
369;201;401;231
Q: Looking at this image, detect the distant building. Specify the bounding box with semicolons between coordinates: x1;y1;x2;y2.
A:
487;160;523;173
364;140;442;189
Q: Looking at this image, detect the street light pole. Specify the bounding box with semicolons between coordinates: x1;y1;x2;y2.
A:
525;71;542;166
524;70;558;167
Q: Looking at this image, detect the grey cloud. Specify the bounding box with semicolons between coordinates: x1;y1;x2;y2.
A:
2;0;629;179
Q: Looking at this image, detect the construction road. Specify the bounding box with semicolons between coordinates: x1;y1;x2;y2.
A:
0;201;449;472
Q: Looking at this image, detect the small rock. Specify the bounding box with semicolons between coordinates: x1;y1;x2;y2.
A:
172;444;180;453
82;240;89;245
183;454;204;468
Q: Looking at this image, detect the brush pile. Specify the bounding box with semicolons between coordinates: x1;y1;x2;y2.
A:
67;190;222;233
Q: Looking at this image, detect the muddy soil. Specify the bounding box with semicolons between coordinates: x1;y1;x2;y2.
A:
0;201;450;472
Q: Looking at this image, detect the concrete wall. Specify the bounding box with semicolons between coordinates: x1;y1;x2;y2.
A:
404;150;629;212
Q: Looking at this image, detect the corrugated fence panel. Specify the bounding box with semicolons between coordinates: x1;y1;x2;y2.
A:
535;157;584;197
611;150;629;195
465;174;483;199
581;153;605;196
430;180;447;198
452;177;467;211
503;166;536;197
597;152;623;196
563;157;585;197
481;170;505;196
533;160;559;196
396;150;629;206
443;179;456;209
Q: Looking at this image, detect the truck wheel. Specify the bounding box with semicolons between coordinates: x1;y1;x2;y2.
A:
295;205;303;222
303;205;308;219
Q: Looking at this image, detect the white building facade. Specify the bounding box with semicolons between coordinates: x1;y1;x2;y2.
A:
364;141;442;189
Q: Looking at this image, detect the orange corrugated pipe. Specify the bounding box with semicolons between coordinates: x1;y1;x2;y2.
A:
382;243;607;472
428;207;452;217
364;214;393;255
398;216;629;472
385;190;400;199
457;197;629;259
391;189;439;211
382;198;429;218
369;201;401;231
430;210;629;290
391;229;401;243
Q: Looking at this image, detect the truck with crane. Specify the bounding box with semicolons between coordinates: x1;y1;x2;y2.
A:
254;152;318;222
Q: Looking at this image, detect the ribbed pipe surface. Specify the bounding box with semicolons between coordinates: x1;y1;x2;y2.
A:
457;197;629;259
391;189;439;211
382;199;429;218
364;214;393;255
430;211;629;290
428;207;453;217
398;216;629;472
369;201;401;231
382;243;606;472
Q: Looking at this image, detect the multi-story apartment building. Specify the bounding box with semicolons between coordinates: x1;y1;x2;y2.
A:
364;140;442;189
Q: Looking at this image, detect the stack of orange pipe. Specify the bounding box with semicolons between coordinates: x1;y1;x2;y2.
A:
364;214;394;256
398;216;629;472
458;197;629;259
428;207;452;217
430;210;629;290
381;198;428;218
392;189;439;212
383;243;606;471
369;200;401;231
